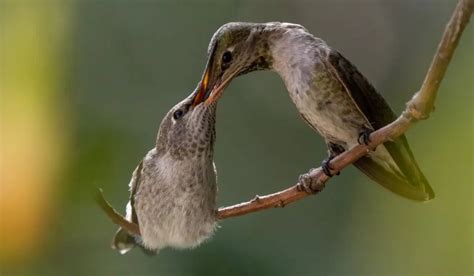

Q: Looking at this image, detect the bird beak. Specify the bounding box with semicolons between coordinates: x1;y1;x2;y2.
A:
191;68;211;107
191;55;238;107
192;51;216;107
203;69;238;105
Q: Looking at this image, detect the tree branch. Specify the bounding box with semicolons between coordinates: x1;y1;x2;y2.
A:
95;189;140;236
97;0;473;234
217;0;473;220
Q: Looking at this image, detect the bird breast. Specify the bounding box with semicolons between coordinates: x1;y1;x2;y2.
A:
270;32;367;148
134;149;218;251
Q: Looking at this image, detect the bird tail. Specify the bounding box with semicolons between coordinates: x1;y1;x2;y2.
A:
354;153;434;201
111;227;136;255
111;228;158;256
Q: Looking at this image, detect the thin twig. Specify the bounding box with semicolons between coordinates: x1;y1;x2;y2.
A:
217;0;473;220
95;189;140;236
408;0;473;119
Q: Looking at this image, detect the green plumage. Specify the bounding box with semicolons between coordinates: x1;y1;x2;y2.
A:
328;50;434;201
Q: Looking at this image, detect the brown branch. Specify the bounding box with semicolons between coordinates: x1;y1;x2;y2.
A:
95;188;140;236
408;0;474;119
217;0;473;220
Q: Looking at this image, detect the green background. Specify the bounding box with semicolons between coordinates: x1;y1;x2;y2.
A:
2;0;473;275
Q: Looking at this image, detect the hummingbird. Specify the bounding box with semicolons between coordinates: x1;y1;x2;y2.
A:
195;22;434;201
112;84;221;254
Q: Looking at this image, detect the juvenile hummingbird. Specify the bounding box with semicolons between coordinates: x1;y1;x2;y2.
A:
112;83;220;254
196;22;434;201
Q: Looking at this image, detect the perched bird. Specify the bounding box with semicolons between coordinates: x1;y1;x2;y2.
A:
195;22;434;201
112;84;220;254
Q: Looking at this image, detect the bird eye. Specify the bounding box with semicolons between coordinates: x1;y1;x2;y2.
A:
173;109;184;120
222;51;232;66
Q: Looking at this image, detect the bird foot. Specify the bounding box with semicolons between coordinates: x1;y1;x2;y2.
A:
297;169;325;194
321;156;340;177
358;127;373;146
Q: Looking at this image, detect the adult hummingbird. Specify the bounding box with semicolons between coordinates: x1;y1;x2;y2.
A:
196;22;434;201
112;84;220;254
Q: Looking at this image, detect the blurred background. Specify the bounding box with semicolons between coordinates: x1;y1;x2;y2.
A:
1;0;473;275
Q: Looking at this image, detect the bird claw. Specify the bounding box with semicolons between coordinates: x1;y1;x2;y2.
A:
321;156;340;177
297;170;325;194
358;127;373;146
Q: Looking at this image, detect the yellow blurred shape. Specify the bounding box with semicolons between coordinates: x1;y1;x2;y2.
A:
1;2;69;265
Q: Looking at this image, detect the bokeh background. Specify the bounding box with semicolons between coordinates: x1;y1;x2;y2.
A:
1;0;473;275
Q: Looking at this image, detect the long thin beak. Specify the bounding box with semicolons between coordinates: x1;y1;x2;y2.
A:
192;50;218;107
191;53;239;106
204;69;239;105
191;68;211;107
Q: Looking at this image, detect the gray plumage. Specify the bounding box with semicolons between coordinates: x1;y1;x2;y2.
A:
198;22;434;201
112;92;218;254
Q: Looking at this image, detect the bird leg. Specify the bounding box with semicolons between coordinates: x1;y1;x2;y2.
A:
357;126;374;146
322;142;345;177
321;155;338;177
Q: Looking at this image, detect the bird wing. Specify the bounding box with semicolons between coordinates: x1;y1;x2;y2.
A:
129;160;144;225
326;49;434;201
111;160;144;254
327;50;396;131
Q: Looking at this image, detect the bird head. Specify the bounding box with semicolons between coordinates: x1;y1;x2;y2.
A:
156;89;217;160
192;22;275;106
